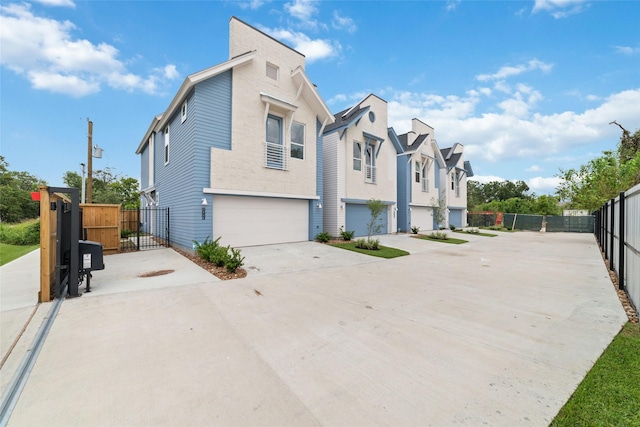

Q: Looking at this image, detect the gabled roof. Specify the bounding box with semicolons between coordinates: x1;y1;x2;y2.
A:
323;93;386;136
135;114;163;154
440;147;463;169
323;104;369;134
136;50;257;154
290;66;335;128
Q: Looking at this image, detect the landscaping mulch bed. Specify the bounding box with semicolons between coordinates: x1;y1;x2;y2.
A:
172;247;247;281
603;255;639;324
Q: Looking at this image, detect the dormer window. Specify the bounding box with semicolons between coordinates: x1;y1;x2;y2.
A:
266;62;279;81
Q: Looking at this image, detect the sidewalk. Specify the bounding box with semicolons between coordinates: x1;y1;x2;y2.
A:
2;232;628;426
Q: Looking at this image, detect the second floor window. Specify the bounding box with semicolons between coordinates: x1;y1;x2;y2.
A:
422;162;428;192
415;161;421;183
353;141;362;171
291;122;304;160
164;125;170;165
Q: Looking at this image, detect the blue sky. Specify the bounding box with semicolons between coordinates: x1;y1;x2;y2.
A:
1;0;639;195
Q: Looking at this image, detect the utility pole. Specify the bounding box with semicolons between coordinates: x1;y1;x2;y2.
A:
87;119;93;204
80;163;86;204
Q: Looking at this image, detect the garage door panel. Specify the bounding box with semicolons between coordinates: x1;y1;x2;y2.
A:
411;206;433;232
213;196;308;247
346;204;388;238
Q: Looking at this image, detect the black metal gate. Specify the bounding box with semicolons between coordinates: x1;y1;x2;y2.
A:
121;207;170;251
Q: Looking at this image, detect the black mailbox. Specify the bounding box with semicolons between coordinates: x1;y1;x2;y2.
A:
79;240;105;272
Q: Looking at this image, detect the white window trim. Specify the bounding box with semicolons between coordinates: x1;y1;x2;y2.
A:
353;141;362;171
181;100;187;124
364;142;376;184
164;125;170;165
148;135;155;186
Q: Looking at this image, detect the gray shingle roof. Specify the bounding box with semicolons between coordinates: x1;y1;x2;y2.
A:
323;104;369;134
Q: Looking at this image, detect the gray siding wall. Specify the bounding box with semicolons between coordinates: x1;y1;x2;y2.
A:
309;119;324;240
396;155;411;232
154;70;232;251
322;132;339;236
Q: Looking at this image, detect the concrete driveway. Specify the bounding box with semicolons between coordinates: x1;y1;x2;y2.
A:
1;232;627;426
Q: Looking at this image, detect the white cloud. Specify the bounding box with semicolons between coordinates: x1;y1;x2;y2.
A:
528;176;562;194
373;81;640;165
613;45;640;55
446;0;461;12
261;27;340;62
332;11;357;33
238;0;269;10
285;0;318;21
0;3;177;97
32;0;75;7
526;165;543;172
532;0;588;18
476;59;553;82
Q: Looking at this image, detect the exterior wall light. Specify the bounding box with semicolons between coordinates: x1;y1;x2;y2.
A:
201;198;208;220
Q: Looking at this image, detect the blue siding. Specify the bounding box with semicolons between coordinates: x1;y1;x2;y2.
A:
152;71;232;251
396;155;411;232
309;119;323;240
450;208;463;228
195;70;232;151
346;203;388;237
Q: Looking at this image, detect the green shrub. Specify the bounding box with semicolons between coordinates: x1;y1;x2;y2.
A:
193;236;221;260
0;220;40;245
225;247;245;272
355;238;380;250
121;229;132;238
316;232;331;243
339;226;355;241
449;224;456;231
429;231;449;240
411;225;420;234
210;245;230;267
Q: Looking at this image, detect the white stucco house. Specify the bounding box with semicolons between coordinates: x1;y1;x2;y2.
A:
322;94;398;237
389;118;446;233
136;17;334;249
440;143;474;228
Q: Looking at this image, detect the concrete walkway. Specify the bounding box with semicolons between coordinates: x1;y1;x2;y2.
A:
1;232;627;426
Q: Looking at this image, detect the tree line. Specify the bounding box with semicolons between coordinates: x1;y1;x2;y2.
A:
0;156;139;223
468;180;561;216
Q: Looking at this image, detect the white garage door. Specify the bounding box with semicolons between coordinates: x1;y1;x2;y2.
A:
213;195;308;247
411;206;433;232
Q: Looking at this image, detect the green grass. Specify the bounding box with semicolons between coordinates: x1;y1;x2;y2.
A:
551;322;640;426
0;243;39;266
412;235;469;244
329;242;409;258
454;230;498;237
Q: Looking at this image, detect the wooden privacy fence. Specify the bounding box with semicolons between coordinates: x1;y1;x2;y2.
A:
81;203;121;255
39;188;67;302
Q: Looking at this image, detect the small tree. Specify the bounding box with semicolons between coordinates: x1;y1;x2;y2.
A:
431;194;447;229
366;199;385;241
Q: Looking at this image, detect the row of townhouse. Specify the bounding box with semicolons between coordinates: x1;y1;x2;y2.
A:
136;17;473;250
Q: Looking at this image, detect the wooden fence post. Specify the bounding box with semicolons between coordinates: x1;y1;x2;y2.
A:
39;186;51;303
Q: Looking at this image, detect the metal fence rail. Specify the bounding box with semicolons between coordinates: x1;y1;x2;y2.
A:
121;207;170;251
595;183;640;318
